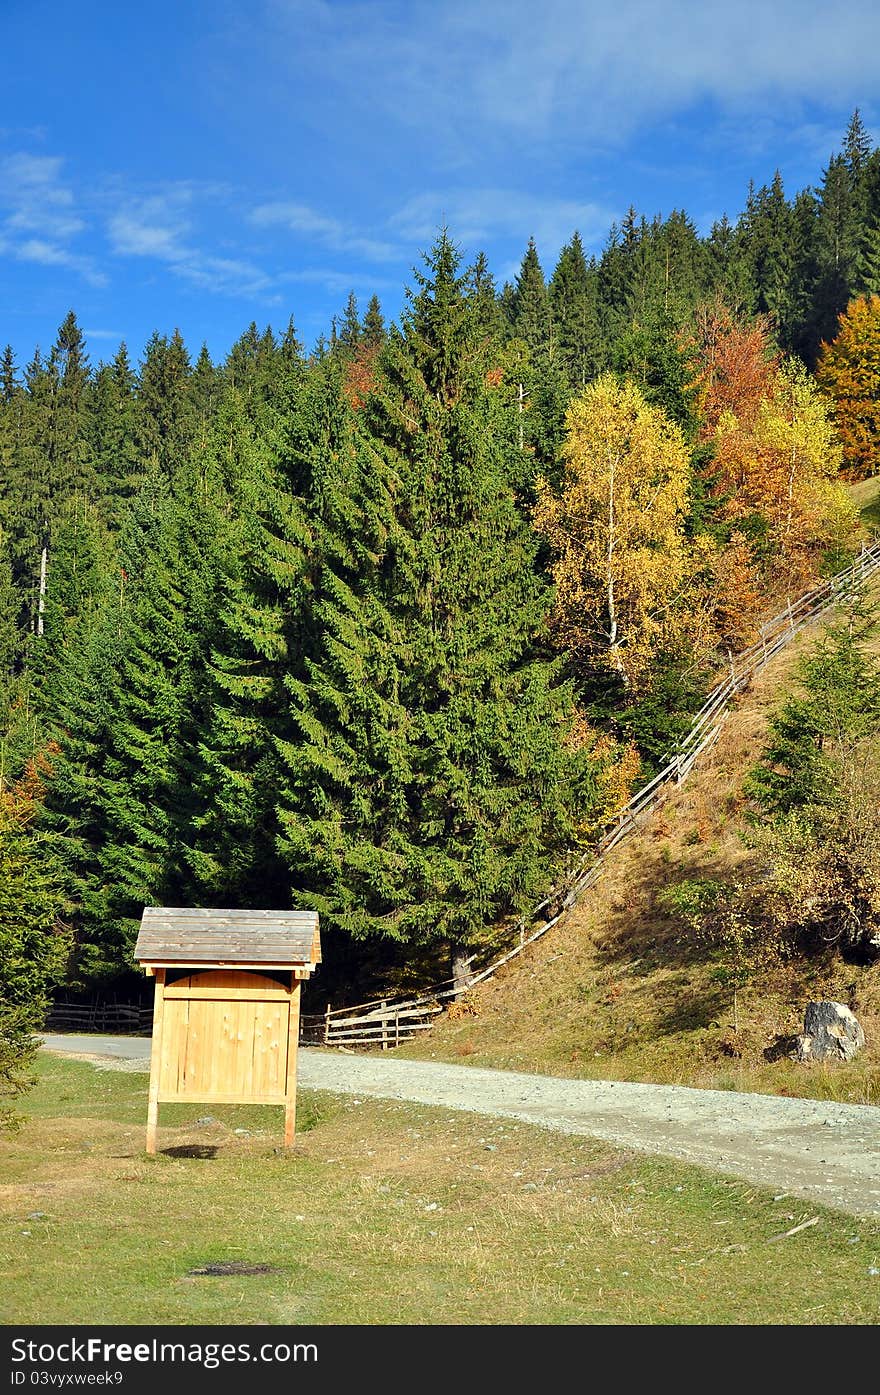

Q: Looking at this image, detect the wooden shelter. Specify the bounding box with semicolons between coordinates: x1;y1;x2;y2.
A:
134;907;321;1154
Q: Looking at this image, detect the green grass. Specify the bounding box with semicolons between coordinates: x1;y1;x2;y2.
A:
1;1055;879;1325
848;474;880;531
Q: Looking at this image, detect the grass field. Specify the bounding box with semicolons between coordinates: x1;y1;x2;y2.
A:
849;475;880;530
1;1055;879;1326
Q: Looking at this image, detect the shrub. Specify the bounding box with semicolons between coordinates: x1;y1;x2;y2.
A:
0;751;70;1128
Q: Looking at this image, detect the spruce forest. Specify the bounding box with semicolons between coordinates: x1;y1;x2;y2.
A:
3;113;880;1013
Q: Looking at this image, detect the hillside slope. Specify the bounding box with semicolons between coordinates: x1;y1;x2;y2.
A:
401;486;880;1104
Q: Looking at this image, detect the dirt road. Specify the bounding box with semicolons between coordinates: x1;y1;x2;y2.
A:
40;1035;880;1218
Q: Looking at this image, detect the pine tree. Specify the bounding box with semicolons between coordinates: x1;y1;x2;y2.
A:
550;233;601;388
43;469;222;984
191;343;220;448
595;213;641;349
275;234;592;970
470;252;505;340
705;215;754;312
188;381;309;906
511;237;553;357
38;313;99;511
336;292;361;355
498;280;517;333
740;172;795;336
0;347;17;405
856;217;880;297
0;534;22;757
362;296;386;349
812;154;861;354
1;312;100;629
27;493;118;715
0;751;70;1118
747;602;880;817
136;329;194;477
611;314;699;437
784;189;821;358
656;210;709;320
508;238;571;473
844;109;873;184
90;344;138;509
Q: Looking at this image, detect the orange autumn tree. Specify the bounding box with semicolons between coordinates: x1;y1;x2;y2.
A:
688;304;858;617
342;340;381;411
709;530;765;650
689;300;779;437
687;304;779;640
816;294;880;479
712;359;857;589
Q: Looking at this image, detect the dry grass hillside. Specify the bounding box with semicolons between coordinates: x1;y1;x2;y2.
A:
401;481;880;1104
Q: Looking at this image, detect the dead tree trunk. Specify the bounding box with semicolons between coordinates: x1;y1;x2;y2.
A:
451;950;473;999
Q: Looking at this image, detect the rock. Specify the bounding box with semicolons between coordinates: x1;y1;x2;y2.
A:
794;1001;865;1062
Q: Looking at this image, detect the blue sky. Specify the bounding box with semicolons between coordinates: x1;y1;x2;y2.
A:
1;0;879;368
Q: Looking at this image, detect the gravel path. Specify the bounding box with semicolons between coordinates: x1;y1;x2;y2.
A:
40;1034;880;1219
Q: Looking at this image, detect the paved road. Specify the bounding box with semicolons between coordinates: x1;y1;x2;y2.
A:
39;1034;880;1219
42;1033;152;1060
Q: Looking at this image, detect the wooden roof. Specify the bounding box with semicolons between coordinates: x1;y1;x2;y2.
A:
134;907;321;971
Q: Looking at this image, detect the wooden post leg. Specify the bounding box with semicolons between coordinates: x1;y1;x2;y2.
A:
284;980;301;1148
146;1097;159;1155
145;969;166;1155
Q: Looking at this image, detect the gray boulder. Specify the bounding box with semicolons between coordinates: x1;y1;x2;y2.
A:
794;1001;865;1062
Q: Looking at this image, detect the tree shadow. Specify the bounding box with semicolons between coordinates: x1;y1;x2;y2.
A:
763;1034;798;1062
161;1144;219;1160
586;835;748;1035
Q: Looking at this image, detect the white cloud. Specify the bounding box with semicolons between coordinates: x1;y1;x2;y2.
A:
177;253;279;299
280;266;398;295
11;237;107;287
0;152;85;239
109;212;189;261
263;0;880;144
107;189;193;261
250;200;398;262
0;150;104;285
108;189;278;299
390;190;615;259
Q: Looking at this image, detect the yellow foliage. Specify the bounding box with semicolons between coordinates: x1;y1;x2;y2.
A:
816;294;880;479
712;358;858;588
709;531;764;650
535;375;695;690
566;714;642;829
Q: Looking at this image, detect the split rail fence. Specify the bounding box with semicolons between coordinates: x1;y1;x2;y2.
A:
299;538;880;1049
46;1000;154;1034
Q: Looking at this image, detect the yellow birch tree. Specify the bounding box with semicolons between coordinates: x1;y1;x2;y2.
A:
534;375;695;690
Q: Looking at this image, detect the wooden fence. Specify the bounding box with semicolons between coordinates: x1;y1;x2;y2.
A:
299;538;880;1048
46;1000;154;1034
